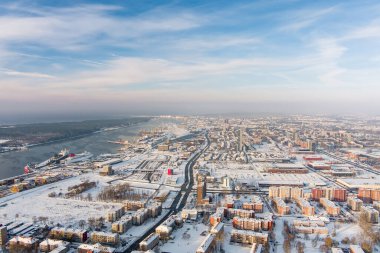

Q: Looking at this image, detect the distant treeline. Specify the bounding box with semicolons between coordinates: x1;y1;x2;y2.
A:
0;117;150;144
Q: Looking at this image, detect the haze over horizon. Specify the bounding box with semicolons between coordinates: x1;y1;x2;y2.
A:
1;0;380;120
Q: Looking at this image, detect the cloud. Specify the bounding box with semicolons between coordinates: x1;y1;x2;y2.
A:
278;6;337;32
174;35;261;51
342;20;380;41
0;4;203;52
315;38;347;59
0;68;55;79
0;1;379;116
312;38;347;85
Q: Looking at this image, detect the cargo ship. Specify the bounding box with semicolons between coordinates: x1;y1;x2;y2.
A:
35;149;70;168
65;151;93;165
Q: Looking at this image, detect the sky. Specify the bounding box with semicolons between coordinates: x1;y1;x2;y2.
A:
0;0;380;121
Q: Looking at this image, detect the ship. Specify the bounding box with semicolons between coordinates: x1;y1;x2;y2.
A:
107;139;129;145
35;148;70;168
65;151;93;165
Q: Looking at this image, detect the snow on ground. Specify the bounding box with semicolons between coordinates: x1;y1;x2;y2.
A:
259;170;327;186
269;215;366;253
0;181;122;227
159;220;257;253
202;159;328;187
272;216;326;253
121;209;170;249
166;124;190;138
203;163;261;185
333;223;362;242
159;222;210;253
223;223;255;253
0;172;160;227
160;191;178;209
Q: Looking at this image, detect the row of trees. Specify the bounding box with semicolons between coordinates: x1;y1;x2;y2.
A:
282;220;296;253
87;217;105;230
97;183;148;202
282;220;340;253
66;180;96;197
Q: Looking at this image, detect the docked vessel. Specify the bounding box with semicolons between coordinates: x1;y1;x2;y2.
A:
107;139;129;145
64;151;93;165
35;148;69;168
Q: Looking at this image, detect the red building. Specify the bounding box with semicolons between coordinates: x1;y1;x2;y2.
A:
333;188;347;202
358;188;380;203
371;189;380;202
312;188;324;201
311;187;346;202
303;156;323;161
358;188;373;203
307;162;331;170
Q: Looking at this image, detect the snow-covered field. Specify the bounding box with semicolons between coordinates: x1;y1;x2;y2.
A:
0;174;123;227
259;171;327;186
159;222;209;253
0;172;161;227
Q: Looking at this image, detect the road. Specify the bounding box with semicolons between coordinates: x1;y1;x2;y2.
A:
305;164;351;190
319;149;380;175
124;131;210;252
175;132;210;212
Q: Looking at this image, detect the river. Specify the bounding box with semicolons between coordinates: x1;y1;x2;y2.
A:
0;118;176;180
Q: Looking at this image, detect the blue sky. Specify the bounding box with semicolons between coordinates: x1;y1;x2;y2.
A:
0;0;379;118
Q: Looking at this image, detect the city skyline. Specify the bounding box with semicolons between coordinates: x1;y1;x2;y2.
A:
0;0;379;119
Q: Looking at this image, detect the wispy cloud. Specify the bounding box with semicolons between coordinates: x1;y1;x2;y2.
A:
0;68;55;79
0;1;379;115
0;4;203;52
342;20;380;41
278;6;337;32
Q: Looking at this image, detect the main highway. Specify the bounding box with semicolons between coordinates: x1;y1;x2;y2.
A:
124;131;210;252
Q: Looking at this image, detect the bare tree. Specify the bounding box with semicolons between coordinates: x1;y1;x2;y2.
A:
88;217;96;229
283;238;291;253
296;241;305;253
79;220;86;229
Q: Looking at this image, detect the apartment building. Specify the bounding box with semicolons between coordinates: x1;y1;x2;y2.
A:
347;197;363;211
107;207;125;222
230;230;268;245
272;197;290;215
294;198;315;216
196;234;216;253
293;220;328;234
139;233;159;251
50;228;88;243
225;208;255;219
111;215;133;234
320;198;340;216
39;239;69;252
312;187;347;202
90;232;119;245
358;188;380;203
9;236;39;253
124;200;146;211
155;215;183;240
77;243;115;253
269;186;303;200
361;206;379;223
232;217;273;231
